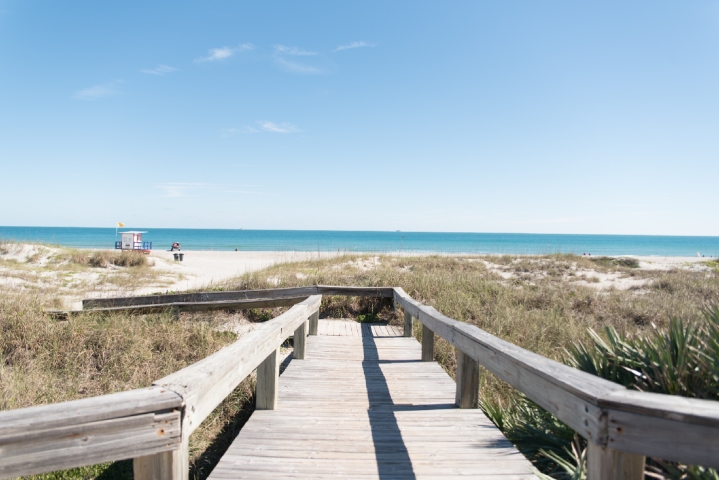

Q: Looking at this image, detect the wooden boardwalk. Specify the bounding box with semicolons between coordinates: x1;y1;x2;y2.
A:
209;320;537;479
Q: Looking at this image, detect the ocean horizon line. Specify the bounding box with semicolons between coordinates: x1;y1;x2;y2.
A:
1;226;718;257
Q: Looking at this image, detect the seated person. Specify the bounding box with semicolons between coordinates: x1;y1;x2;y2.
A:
171;242;181;251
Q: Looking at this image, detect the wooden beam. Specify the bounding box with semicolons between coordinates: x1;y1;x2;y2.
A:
455;349;479;409
83;286;319;309
403;311;413;338
294;321;307;360
133;434;188;480
309;310;319;336
82;285;392;310
421;325;434;362
52;297;308;319
587;442;645;480
256;348;279;410
0;387;182;479
316;286;394;298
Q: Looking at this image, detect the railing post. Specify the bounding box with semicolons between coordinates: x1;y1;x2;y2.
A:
133;434;188;480
421;324;434;361
587;442;645;480
455;349;479;409
403;311;414;337
256;348;279;410
309;310;319;336
294;320;307;360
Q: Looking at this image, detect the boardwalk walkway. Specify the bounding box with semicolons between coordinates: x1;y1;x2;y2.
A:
209;320;536;479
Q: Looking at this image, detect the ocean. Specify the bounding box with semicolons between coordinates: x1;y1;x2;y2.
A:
1;226;717;257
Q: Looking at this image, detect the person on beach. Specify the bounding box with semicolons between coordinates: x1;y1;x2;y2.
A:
171;242;181;251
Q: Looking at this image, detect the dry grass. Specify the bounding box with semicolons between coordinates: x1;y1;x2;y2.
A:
3;252;718;479
222;254;719;407
66;250;151;268
0;292;261;479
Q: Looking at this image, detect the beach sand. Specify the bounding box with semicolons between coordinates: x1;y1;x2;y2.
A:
144;250;343;294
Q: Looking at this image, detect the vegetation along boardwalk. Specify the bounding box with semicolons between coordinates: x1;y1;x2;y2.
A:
1;286;718;480
210;320;536;478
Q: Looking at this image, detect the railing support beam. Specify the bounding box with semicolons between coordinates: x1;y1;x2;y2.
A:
403;311;414;337
256;348;280;410
455;349;479;409
587;441;645;480
133;434;188;480
421;325;434;361
294;320;307;360
309;310;319;336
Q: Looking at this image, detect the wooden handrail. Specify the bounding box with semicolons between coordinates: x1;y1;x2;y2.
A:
154;295;322;435
134;295;323;479
0;387;182;479
49;296;310;319
392;286;719;471
82;285;393;309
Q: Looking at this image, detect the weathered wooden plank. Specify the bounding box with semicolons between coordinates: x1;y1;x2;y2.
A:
0;411;180;479
586;441;644;480
309;310;319;336
293;321;307;360
455;349;479;409
134;434;188;480
51;297;308;318
154;295;321;434
403;311;413;337
83;286;319;308
604;407;719;468
256;348;279;410
421;324;435;362
316;286;394;298
0;386;180;439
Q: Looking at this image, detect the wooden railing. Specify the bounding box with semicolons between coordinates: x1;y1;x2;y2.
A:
1;285;718;480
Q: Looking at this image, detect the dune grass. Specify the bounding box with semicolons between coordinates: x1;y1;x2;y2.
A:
2;252;718;478
0;291;257;479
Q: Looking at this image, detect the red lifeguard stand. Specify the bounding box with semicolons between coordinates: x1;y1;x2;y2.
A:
115;231;152;253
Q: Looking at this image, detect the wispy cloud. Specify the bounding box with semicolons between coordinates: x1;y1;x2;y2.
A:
272;44;323;74
274;45;317;56
224;126;260;136
195;43;254;62
257;121;299;133
73;81;121;100
141;64;178;75
225;121;300;135
273;56;322;74
333;41;377;52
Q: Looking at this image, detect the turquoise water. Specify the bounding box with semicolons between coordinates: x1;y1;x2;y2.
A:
0;226;717;257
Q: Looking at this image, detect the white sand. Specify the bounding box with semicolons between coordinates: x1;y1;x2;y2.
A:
143;250;343;294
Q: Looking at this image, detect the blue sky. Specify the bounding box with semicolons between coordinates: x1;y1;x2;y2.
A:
1;1;718;235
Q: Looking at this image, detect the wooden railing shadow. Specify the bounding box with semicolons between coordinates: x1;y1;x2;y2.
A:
361;328;416;479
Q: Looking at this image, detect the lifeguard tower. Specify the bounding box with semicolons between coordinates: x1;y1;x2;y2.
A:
115;231;152;253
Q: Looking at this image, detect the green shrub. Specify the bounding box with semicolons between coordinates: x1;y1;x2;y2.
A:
487;307;719;478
